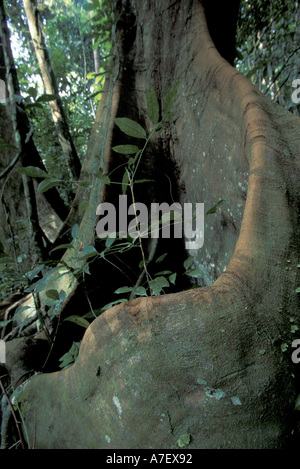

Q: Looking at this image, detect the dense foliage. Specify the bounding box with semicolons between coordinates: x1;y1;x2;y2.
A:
4;0;114;196
235;0;300;115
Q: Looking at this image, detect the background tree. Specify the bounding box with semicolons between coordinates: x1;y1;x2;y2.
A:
236;0;300;115
0;0;300;449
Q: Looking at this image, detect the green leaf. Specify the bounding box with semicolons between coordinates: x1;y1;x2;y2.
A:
149;276;169;295
128;151;141;167
281;343;288;352
134;179;155;184
295;287;300;293
114;118;146;139
101;175;111;185
101;299;127;312
46;289;60;301
135;286;148;296
183;256;194;270
169;273;177;285
59;353;74;368
58;342;80;370
79;245;98;259
83;264;91;275
146;85;159;124
26;264;44;281
79;201;90;214
25;102;43;111
164;111;173;123
36;93;58;103
114;286;133;294
27;87;38;99
155;270;173;276
64;315;90;328
121;170;129;195
71;224;79;240
206;200;227;215
163;81;180;116
17;166;50;178
88;89;103;100
112;145;140;154
0;319;14;327
176;433;191;448
105;235;116;248
37;178;61;193
156;253;168;263
185;268;204;278
50;243;74;253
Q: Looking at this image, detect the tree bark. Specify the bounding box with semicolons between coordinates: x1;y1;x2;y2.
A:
23;0;82;181
14;0;300;448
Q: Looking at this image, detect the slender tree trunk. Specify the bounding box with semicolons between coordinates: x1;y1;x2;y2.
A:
23;0;82;181
10;0;300;448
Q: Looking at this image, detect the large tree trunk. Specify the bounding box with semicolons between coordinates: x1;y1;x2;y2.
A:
16;0;300;448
